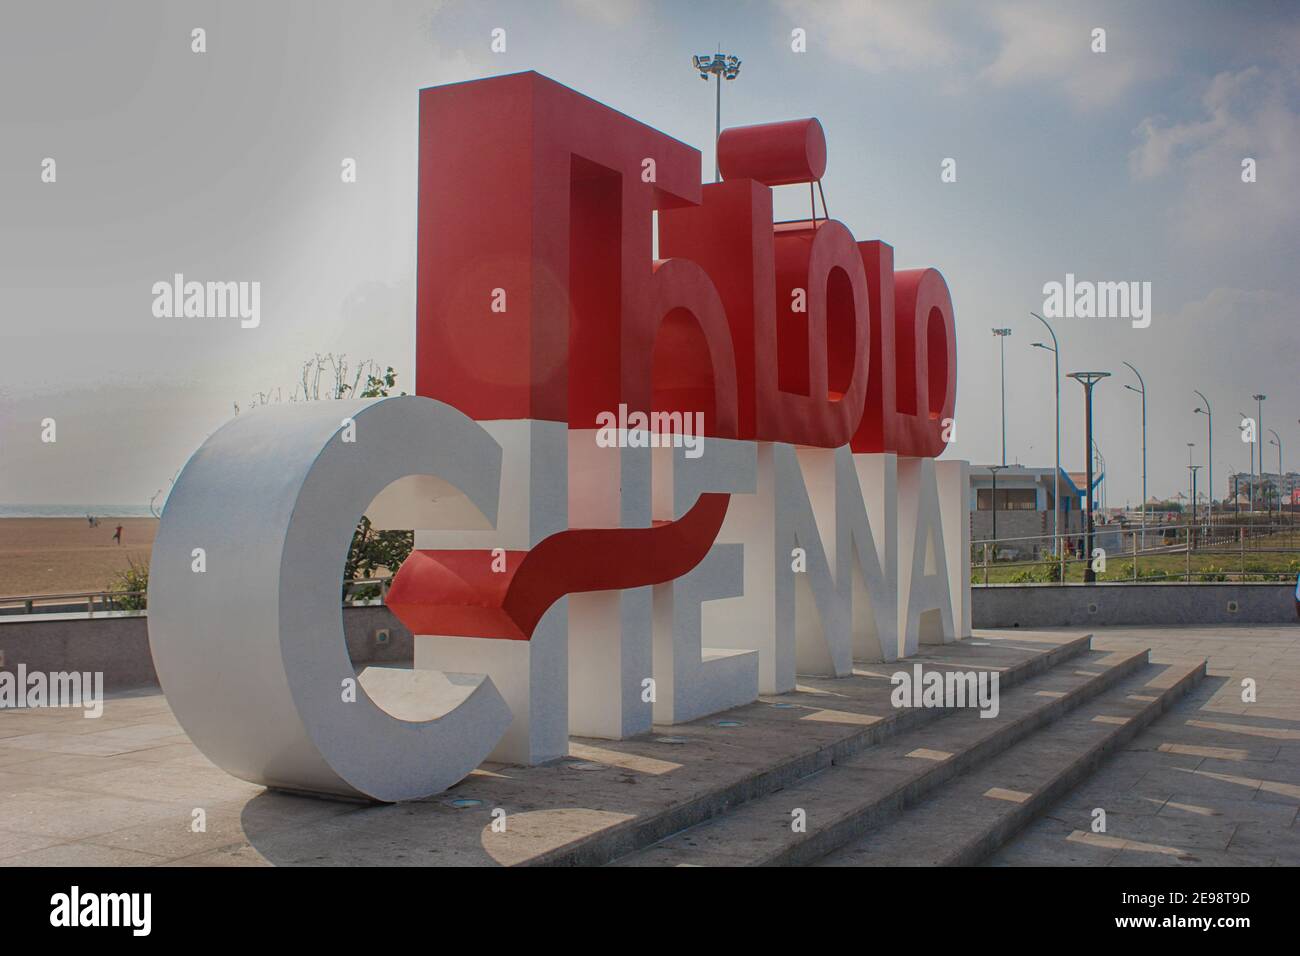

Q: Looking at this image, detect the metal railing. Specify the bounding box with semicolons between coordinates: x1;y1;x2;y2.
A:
0;589;148;615
0;578;394;616
342;577;393;605
972;520;1300;585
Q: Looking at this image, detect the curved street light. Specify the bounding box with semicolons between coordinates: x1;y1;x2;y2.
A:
1253;394;1267;521
1268;428;1283;525
1030;312;1062;577
1193;390;1212;527
1122;362;1146;547
1238;410;1255;514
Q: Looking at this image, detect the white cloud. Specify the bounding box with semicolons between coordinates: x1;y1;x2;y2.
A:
980;2;1151;109
776;0;967;74
563;0;644;27
1130;67;1300;242
776;0;1154;108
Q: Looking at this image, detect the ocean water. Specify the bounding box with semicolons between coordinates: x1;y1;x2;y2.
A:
0;504;157;519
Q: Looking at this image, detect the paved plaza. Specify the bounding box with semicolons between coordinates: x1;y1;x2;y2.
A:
0;626;1294;866
990;626;1300;866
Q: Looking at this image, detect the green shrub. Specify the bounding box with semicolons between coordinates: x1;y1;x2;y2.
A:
110;558;149;610
343;516;413;602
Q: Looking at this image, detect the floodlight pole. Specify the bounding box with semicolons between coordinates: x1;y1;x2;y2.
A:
691;51;742;182
714;70;721;180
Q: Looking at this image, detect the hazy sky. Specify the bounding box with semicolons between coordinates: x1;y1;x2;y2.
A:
2;0;1297;507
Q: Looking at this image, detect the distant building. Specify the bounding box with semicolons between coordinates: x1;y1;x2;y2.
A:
1226;471;1300;510
969;465;1101;556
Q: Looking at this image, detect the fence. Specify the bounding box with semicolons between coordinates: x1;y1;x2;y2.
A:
972;520;1300;585
0;577;394;616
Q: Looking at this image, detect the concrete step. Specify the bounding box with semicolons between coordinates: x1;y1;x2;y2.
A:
815;658;1207;866
608;642;1148;866
529;633;1094;865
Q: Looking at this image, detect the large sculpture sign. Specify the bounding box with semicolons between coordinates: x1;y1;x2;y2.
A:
148;72;970;802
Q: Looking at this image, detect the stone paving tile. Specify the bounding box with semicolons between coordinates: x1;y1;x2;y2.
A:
0;745;50;769
1159;793;1298;827
0;731;162;757
0;751;150;779
161;843;273;867
992;625;1299;868
986;829;1121;866
1107;846;1266;867
1225;821;1300;864
1121;813;1239;852
1053;790;1171;818
0;786;184;842
2;841;169;867
1098;748;1206;774
52;762;261;805
0;768;49;794
0;827;66;860
85;807;311;862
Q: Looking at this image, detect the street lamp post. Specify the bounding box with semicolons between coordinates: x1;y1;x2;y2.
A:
1253;394;1267;522
1187;443;1196;528
1068;372;1110;583
1122;362;1147;549
1189;464;1202;557
992;328;1011;465
1031;312;1062;578
1269;428;1283;526
988;464;1007;545
1239;410;1255;515
691;52;742;182
1248;395;1268;528
1193;390;1212;529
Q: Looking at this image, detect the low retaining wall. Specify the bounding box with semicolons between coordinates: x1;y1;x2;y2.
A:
974;583;1298;629
0;606;414;691
4;588;1295;689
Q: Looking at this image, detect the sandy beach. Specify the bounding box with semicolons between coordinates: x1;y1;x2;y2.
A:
0;517;158;597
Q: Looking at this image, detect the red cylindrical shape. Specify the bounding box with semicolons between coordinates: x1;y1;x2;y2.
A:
718;118;827;186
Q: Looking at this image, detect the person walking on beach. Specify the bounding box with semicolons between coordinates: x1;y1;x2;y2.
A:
113;524;123;546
